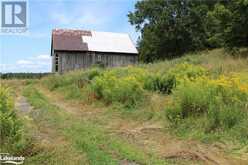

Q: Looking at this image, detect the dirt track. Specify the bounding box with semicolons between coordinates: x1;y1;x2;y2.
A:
13;83;248;165
35;85;248;165
15;92;88;164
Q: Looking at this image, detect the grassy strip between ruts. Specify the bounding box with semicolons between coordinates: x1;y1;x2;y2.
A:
22;84;169;165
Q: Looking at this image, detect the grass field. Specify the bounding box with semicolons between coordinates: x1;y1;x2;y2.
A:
2;49;248;164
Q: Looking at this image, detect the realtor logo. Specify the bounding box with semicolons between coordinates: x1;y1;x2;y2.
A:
1;0;28;34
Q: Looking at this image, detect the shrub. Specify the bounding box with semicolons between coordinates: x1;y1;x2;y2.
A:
86;68;103;80
90;68;145;108
42;71;83;90
166;74;248;133
76;68;103;88
42;67;148;106
144;64;206;95
168;63;208;82
105;67;149;83
43;74;72;91
173;80;212;118
42;68;104;91
0;86;23;152
144;73;176;94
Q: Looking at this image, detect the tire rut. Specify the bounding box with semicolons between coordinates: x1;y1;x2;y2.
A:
15;94;88;164
35;86;248;165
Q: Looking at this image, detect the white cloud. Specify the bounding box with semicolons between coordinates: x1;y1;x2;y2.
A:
36;54;50;60
17;60;33;65
1;54;51;73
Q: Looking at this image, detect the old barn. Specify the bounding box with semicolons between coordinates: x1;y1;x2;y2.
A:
51;29;138;73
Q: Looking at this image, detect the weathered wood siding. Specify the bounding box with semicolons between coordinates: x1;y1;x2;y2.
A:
51;54;55;72
52;51;138;73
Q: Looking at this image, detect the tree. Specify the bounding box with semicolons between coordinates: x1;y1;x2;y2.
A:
206;0;248;49
129;0;248;62
128;0;217;62
224;0;248;48
205;3;232;48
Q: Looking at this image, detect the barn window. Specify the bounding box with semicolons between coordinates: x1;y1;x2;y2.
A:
55;54;59;72
95;54;105;68
97;55;102;62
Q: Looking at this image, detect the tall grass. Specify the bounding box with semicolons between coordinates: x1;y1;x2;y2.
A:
166;74;248;142
0;86;26;153
143;49;248;75
40;49;248;143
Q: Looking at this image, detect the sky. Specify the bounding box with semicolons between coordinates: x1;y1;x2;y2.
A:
0;0;139;73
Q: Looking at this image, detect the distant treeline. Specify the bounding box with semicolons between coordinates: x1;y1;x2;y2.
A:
0;73;51;79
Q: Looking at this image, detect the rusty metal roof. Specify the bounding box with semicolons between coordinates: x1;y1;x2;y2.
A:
52;29;138;54
52;29;91;51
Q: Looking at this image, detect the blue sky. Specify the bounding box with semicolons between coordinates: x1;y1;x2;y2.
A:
0;0;139;73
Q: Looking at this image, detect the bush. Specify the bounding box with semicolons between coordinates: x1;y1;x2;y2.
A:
171;80;212;118
86;68;103;80
168;63;208;82
43;74;73;91
144;63;206;95
91;67;145;108
0;86;23;152
104;67;148;83
42;68;104;91
166;74;248;133
144;73;176;94
76;68;103;88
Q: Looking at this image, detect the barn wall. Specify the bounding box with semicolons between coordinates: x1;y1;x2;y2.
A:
51;54;55;72
54;51;138;73
51;51;63;73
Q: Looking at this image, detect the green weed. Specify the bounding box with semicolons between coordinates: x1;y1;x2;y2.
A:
23;85;169;164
